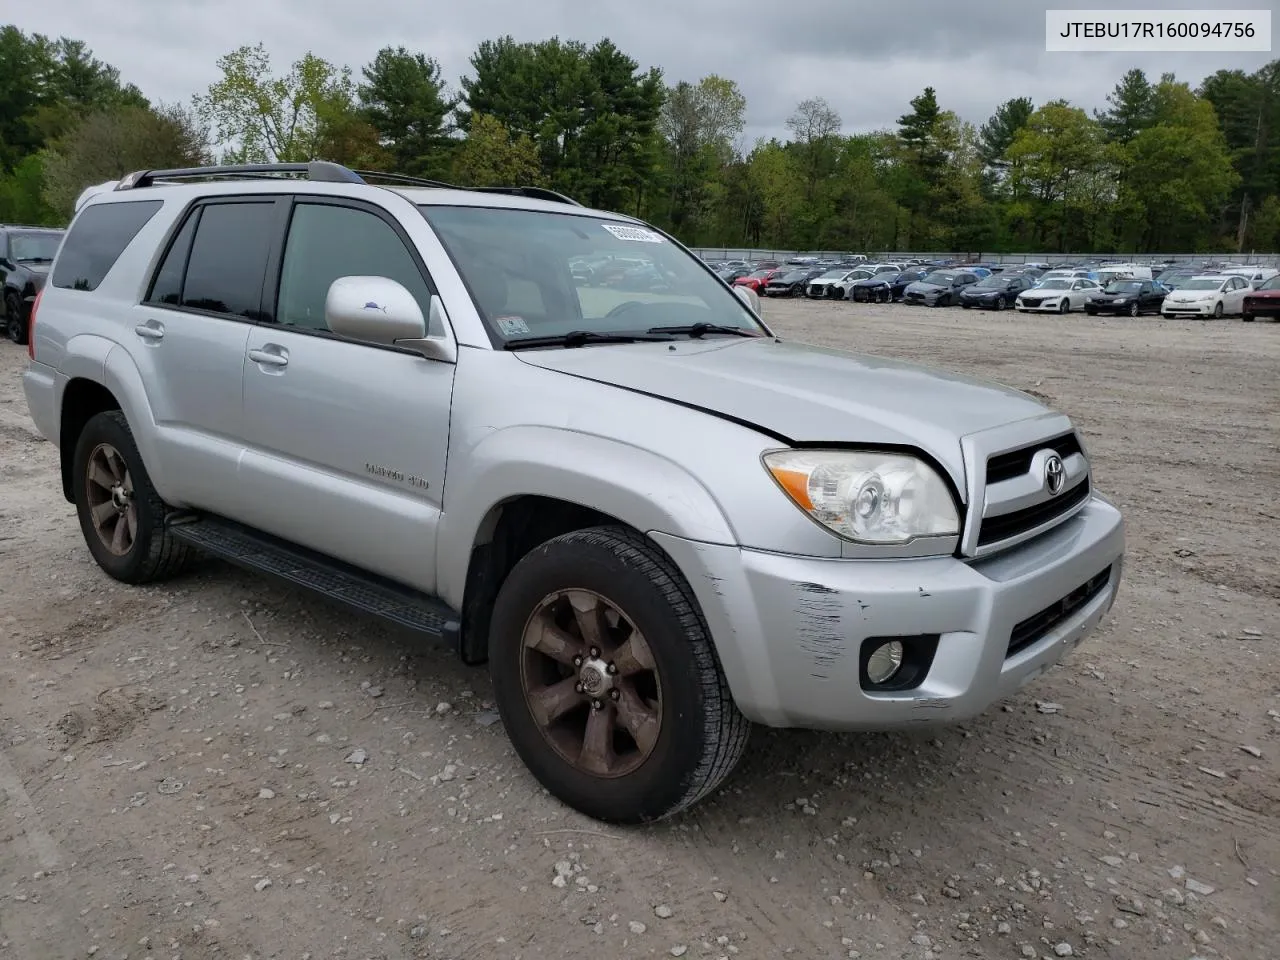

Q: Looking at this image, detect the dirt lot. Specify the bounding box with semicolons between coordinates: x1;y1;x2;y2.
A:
1;301;1276;960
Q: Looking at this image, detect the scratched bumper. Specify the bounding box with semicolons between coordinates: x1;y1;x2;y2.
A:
650;496;1124;731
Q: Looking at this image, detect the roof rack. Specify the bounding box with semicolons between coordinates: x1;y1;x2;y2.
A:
112;160;584;206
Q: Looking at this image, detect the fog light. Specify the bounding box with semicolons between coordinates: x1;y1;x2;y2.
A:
866;640;904;684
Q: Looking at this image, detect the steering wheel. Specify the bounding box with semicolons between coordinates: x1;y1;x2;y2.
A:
605;301;645;319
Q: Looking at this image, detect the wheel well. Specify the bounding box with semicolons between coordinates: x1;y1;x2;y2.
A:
458;496;622;666
59;379;121;502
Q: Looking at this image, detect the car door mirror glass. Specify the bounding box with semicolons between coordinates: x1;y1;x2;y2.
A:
326;275;427;346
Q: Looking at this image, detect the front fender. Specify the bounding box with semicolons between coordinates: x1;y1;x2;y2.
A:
436;425;737;609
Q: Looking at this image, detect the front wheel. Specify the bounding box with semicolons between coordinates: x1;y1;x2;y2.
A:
994;296;1006;311
1242;313;1255;322
4;291;26;345
1127;302;1139;317
488;526;750;823
1058;299;1069;314
1212;301;1223;319
72;411;192;583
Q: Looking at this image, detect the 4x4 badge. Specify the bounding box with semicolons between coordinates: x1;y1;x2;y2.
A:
1044;454;1066;495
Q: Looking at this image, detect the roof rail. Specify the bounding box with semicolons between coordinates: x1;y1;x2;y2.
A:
109;160;586;207
115;161;364;190
469;185;583;206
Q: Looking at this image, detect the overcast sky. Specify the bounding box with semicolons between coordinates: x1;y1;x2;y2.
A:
16;0;1276;145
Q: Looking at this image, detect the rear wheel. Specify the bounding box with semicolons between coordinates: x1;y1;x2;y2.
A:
4;291;26;345
488;526;750;823
72;411;192;584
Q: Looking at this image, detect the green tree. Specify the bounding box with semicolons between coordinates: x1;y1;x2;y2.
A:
459;36;663;211
977;96;1034;195
40;103;209;217
0;154;58;224
451;113;542;186
657;75;746;237
195;43;358;163
1096;68;1156;143
357;46;455;177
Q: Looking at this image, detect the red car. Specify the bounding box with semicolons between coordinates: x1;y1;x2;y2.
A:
1242;275;1280;321
734;268;782;294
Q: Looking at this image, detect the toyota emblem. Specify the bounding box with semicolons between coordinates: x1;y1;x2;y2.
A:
1044;454;1066;495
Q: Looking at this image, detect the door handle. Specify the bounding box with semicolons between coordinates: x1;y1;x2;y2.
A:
248;346;289;368
134;322;164;341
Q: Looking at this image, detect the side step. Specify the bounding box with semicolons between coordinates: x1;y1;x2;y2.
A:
169;514;461;643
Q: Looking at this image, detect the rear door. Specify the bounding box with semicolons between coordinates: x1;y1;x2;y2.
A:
236;196;456;594
131;197;283;516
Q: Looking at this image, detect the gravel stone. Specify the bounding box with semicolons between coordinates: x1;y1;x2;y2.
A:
654;904;673;918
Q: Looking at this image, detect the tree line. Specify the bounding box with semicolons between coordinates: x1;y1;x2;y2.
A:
1;24;1277;253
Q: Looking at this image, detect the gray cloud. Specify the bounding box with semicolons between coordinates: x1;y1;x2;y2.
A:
15;0;1275;145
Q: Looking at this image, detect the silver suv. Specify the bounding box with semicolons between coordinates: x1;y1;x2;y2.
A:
22;162;1125;823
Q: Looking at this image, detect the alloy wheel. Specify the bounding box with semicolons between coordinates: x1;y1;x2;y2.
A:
519;589;662;778
84;442;137;556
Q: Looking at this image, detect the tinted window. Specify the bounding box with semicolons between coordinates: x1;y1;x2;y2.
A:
51;200;161;291
276;202;434;334
147;209;200;306
181;201;276;319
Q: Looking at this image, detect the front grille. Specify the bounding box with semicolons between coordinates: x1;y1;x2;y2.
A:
987;432;1083;484
1007;565;1112;658
978;477;1090;546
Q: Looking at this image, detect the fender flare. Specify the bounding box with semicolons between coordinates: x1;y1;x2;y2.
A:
96;343;172;498
436;425;738;608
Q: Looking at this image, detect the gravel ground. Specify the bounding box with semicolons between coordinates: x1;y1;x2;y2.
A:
1;300;1276;960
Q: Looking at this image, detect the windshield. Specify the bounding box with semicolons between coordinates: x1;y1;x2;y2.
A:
1105;281;1142;293
1037;279;1071;290
817;269;848;279
921;271;955;285
1181;278;1225;291
9;232;62;261
971;276;1006;289
747;269;772;279
1259;275;1280;290
419;206;764;341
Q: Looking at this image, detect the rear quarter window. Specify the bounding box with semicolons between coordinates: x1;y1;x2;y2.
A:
51;199;163;291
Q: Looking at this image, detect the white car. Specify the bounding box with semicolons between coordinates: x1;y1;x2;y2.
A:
1015;278;1100;313
1160;274;1252;319
805;268;871;298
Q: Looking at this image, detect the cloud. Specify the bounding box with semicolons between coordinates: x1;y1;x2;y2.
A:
15;0;1274;143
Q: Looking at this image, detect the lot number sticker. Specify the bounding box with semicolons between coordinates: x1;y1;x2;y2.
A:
601;223;664;243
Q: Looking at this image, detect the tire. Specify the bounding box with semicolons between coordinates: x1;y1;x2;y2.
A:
1127;302;1139;317
1212;302;1223;319
488;525;750;824
1058;299;1069;314
961;303;971;310
4;291;26;345
1242;313;1254;322
994;296;1006;311
72;410;192;584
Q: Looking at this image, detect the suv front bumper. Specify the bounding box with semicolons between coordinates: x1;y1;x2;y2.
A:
651;496;1124;731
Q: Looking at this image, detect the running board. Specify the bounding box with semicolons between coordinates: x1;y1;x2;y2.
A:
169;514;461;644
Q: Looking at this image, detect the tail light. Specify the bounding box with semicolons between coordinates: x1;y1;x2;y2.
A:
28;288;43;361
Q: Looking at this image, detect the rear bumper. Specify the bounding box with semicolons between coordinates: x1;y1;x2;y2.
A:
652;496;1125;731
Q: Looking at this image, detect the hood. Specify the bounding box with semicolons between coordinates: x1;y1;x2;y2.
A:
961;286;1003;297
1245;288;1280;298
514;337;1054;489
1165;288;1217;301
905;280;948;293
851;276;885;285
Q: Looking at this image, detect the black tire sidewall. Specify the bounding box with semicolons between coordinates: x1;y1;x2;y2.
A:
4;293;22;343
488;531;722;822
72;411;163;582
1213;302;1223;318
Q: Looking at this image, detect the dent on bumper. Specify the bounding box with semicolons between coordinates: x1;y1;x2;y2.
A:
652;497;1124;731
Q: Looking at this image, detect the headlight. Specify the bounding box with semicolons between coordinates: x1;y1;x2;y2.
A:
1112;298;1127;304
763;450;960;544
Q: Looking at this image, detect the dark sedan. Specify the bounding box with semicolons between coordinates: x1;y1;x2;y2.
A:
2;225;63;344
849;269;927;302
1084;279;1166;316
902;270;980;307
1242;274;1280;322
766;267;825;297
958;273;1035;311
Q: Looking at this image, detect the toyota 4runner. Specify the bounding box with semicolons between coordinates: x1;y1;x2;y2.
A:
21;162;1125;823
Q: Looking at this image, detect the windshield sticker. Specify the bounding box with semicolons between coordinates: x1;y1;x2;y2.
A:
601;223;664;243
495;315;531;336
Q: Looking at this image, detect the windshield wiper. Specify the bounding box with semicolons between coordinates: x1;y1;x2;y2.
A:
646;322;761;339
503;330;675;350
16;256;53;263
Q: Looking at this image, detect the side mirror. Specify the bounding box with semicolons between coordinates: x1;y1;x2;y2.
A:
325;276;455;362
733;283;763;315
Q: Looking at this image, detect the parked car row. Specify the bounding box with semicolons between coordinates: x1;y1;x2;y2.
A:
1;222;64;344
699;253;1280;321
